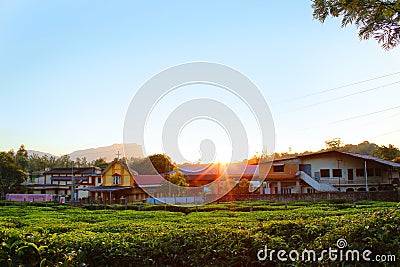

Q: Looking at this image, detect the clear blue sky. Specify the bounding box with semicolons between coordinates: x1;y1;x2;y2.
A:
1;1;399;160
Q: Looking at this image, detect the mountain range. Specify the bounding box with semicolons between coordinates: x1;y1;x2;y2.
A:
28;143;144;162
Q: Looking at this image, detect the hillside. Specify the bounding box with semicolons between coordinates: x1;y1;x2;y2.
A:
27;150;57;158
69;143;143;162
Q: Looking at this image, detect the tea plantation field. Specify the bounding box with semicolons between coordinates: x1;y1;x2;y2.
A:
0;200;399;266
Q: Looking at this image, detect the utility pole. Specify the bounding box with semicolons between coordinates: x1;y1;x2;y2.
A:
337;159;342;192
364;160;369;192
71;161;75;203
167;160;170;204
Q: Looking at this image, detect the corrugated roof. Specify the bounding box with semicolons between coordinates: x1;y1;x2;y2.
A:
340;151;400;168
44;167;101;175
259;150;400;168
50;176;88;181
175;163;260;176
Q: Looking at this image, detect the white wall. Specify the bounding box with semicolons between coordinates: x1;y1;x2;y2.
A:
301;154;391;185
35;176;45;184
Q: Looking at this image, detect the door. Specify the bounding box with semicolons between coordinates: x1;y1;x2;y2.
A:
348;169;353;181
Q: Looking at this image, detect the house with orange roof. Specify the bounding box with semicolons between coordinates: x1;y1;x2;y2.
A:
78;159;165;203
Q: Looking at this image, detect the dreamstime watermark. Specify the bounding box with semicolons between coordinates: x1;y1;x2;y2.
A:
123;62;275;205
257;238;397;263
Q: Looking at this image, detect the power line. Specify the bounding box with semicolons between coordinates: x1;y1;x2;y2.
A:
370;128;400;139
355;112;400;128
283;80;400;113
283;71;400;102
330;105;400;124
279;105;400;135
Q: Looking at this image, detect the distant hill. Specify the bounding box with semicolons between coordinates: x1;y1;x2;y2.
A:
27;150;57;158
69;143;143;162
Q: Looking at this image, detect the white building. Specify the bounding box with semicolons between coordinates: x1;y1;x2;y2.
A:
27;167;103;199
260;150;400;193
298;151;400;192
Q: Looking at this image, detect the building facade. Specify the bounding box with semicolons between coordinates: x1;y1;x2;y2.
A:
259;150;400;194
78;159;155;203
27;166;103;199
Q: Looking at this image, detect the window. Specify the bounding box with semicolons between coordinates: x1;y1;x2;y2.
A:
112;175;121;185
366;168;374;176
307;188;316;193
375;168;382;176
356;168;364;177
348;169;354;180
273;164;284;172
97;177;102;184
320;169;330;177
332;169;342;177
281;188;292;194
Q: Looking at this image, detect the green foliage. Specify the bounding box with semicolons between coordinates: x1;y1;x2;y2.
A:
328;198;346;204
0;201;398;266
26;153;72;172
325;137;342;150
16;145;28;171
268;140;388;161
3;146;110;174
340;140;378;155
372;144;400;161
91;158;108;169
0;230;47;267
232;178;250;195
128;154;175;175
312;0;400;49
0;152;27;196
148;154;174;174
168;167;188;187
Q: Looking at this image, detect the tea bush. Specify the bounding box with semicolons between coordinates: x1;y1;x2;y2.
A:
0;201;399;266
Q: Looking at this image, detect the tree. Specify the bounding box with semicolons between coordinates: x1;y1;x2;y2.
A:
92;158;108;169
325;137;342;150
0;152;27;196
312;0;400;49
128;157;155;174
232;178;250;195
16;145;29;171
7;150;15;162
149;154;175;174
372;144;400;160
27;153;43;173
0;152;15;166
75;157;82;168
159;167;189;197
54;155;73;168
340;141;378;155
129;154;175;175
81;157;88;167
168;167;189;187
